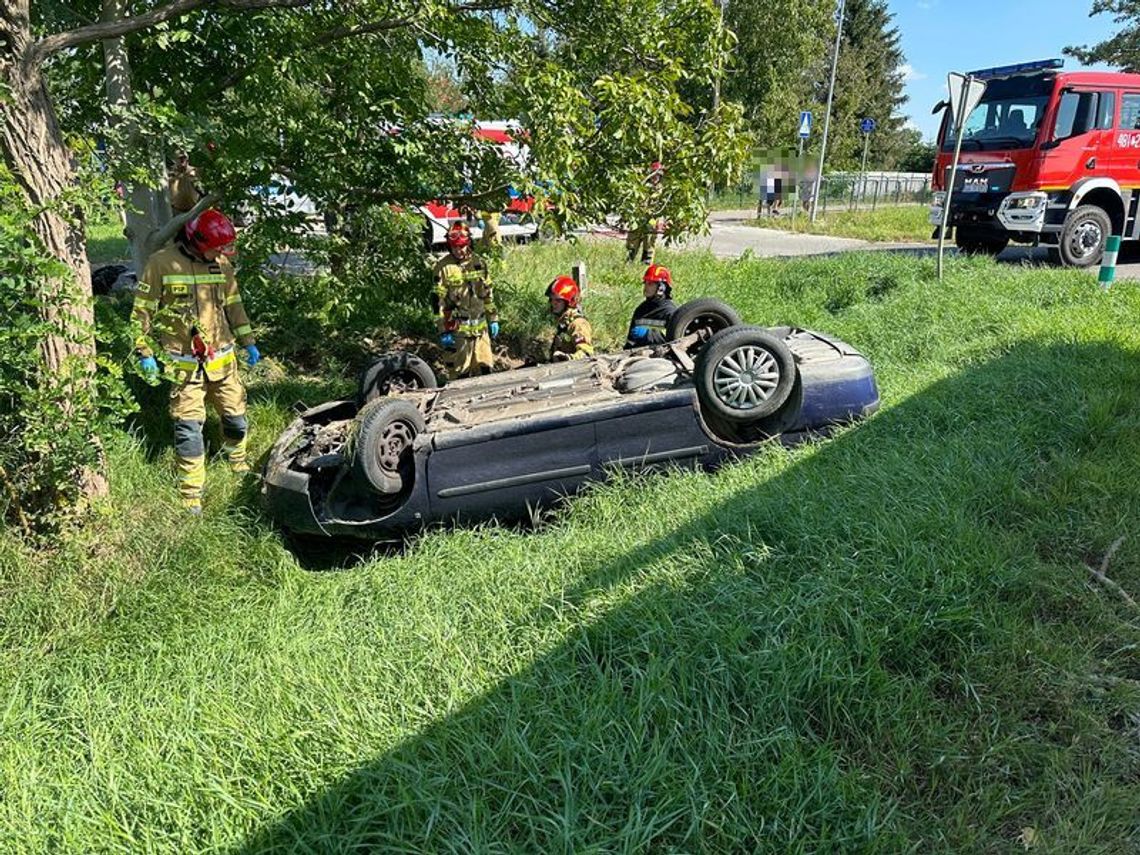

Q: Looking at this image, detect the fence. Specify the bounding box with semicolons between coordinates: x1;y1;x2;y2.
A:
712;171;933;215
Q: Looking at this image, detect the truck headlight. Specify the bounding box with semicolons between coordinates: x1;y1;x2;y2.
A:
1006;194;1045;210
932;192;946;207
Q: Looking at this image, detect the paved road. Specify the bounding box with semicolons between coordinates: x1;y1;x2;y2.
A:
671;209;1140;280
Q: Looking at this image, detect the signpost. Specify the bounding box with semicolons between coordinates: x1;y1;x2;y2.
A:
937;72;987;281
810;0;846;223
798;110;812;157
858;118;876;208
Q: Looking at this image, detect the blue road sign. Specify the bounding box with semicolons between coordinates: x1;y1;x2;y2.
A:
860;117;877;134
798;111;812;139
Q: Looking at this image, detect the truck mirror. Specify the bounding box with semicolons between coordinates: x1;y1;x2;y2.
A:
931;100;948;115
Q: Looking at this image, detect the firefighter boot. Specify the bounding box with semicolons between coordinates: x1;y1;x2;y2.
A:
175;453;206;514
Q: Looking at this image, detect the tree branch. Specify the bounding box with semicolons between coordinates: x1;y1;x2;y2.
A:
144;192;221;256
27;0;314;68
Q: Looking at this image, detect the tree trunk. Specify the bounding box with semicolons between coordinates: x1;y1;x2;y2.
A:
101;0;171;272
1;0;108;498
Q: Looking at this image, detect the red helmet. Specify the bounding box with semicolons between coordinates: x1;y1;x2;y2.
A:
446;221;472;251
546;275;580;308
643;264;672;287
185;209;236;256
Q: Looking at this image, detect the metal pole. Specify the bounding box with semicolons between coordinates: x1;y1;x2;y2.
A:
810;0;845;223
859;133;871;209
708;0;727;202
937;78;971;281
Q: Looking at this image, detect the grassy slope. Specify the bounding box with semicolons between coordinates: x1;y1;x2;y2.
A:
752;205;933;243
3;243;1140;852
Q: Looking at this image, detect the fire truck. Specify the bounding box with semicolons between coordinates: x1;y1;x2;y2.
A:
930;58;1140;266
418;120;540;247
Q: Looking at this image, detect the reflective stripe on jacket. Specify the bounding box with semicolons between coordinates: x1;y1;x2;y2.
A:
131;242;255;358
432;251;496;335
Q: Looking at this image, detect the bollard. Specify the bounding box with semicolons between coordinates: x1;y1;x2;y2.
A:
1098;235;1121;290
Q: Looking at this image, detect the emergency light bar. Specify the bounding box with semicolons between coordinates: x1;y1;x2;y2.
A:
966;58;1063;80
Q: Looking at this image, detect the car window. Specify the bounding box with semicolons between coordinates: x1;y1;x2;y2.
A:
1053;91;1113;141
1120;93;1140;130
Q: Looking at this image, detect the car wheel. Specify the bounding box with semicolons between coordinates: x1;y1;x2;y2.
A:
954;227;1008;257
665;298;743;351
357;352;438;405
352;398;425;495
695;325;796;422
1058;204;1111;268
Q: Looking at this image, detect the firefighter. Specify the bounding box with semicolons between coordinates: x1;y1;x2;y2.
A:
131;209;260;514
433;221;499;378
624;264;677;349
168;151;204;215
625;160;664;265
547;275;593;362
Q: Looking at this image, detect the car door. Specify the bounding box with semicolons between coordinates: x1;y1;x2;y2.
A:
1038;87;1115;191
426;417;598;525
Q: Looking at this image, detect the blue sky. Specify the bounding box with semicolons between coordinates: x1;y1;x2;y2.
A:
889;0;1121;140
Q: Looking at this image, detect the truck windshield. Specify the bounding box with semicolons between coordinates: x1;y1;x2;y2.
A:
940;75;1054;152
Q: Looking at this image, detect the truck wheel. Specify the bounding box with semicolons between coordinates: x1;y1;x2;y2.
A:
665;298;743;343
357;352;438;405
694;326;796;422
1059;205;1111;268
954;228;1008;257
352;398;424;495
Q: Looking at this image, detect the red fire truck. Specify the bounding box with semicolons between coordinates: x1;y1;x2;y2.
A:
930;58;1140;266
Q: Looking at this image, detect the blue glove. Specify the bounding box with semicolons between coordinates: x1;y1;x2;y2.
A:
440;332;455;348
139;355;159;377
244;344;261;366
489;321;500;338
631;325;650;342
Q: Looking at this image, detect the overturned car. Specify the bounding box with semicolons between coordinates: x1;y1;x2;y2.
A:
261;300;880;541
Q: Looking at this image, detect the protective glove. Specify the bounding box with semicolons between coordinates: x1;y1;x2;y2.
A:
139;355;159;377
244;344;261;366
630;325;650;342
489;321;500;338
439;332;456;349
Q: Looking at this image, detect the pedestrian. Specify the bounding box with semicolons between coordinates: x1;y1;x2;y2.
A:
547;275;593;361
433;221;499;378
130;209;261;514
624;264;677;349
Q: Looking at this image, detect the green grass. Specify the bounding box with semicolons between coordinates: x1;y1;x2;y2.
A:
753;204;934;243
86;219;130;264
3;242;1140;851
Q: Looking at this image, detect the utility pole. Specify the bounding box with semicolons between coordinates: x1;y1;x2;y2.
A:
810;0;846;223
708;0;728;201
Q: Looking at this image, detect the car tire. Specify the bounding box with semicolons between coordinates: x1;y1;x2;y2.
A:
352;398;425;495
665;298;743;343
954;228;1008;257
1058;204;1111;268
357;352;438;405
694;325;796;422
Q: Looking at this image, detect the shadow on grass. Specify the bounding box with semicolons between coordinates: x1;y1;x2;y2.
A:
237;341;1140;851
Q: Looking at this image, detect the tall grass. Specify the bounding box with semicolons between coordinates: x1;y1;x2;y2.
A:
2;243;1139;852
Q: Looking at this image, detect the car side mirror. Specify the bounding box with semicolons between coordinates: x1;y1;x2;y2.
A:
1040;139;1060;150
931;100;948;115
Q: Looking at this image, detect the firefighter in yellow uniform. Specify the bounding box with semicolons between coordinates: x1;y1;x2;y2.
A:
131;209;261;514
547;275;594;361
168;151;204;215
433;221;499;378
625;160;665;265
